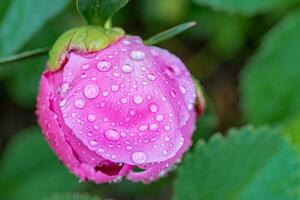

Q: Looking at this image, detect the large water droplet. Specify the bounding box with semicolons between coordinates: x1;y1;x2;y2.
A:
131;151;147;164
133;95;144;104
59;99;67;107
74;99;85;109
120;97;128;104
84;84;99;99
97;61;111;72
149;103;158;112
104;129;120;141
121;64;133;74
130;50;145;61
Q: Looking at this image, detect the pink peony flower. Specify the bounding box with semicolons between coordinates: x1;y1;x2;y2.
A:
36;33;204;183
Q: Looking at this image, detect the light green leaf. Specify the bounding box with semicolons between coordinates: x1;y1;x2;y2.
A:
173;126;300;200
193;0;297;16
43;193;101;200
144;21;196;45
240;10;300;125
76;0;128;26
0;127;82;200
0;0;70;56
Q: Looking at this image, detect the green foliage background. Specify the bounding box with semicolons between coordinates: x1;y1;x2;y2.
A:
1;0;300;200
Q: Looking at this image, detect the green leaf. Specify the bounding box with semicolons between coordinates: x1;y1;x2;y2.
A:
283;115;300;153
43;193;101;200
144;21;196;45
173;126;300;200
240;10;300;125
0;47;49;64
76;0;129;26
0;0;70;56
0;127;82;200
193;0;297;16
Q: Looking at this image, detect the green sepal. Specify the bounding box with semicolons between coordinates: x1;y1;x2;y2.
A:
48;26;124;71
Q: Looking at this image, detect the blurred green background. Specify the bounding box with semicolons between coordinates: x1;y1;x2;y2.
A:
1;0;300;200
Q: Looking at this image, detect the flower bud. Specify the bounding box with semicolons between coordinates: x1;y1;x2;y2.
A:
36;26;205;183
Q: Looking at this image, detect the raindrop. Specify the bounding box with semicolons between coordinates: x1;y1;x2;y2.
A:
149;123;158;131
164;136;170;142
163;149;168;155
74;99;85;109
81;64;90;70
120;97;128;104
147;73;156;81
59;99;67;107
131;151;147;164
149;103;158;112
139;124;148;131
164;125;171;131
104;129;120;141
84;84;99;99
102;91;109;97
97;61;111;72
126;145;133;150
180;86;186;94
111;84;120;92
121;64;133;74
170;91;176;98
155;114;164;122
130;50;145;61
89;140;98;147
133;95;144;104
87;114;96;122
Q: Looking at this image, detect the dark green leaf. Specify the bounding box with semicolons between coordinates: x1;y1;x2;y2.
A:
144;21;196;45
0;127;82;200
193;0;298;16
43;193;101;200
76;0;128;26
0;47;49;64
173;126;300;200
0;0;70;56
241;10;300;125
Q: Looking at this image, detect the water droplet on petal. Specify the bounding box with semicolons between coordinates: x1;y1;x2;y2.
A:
180;86;186;94
147;73;156;81
59;99;67;107
121;64;133;73
130;50;145;61
133;95;143;104
122;39;131;45
74;99;85;109
149;123;158;131
104;129;120;141
90;140;98;146
131;151;147;164
84;84;99;99
120;97;128;104
149;103;158;112
102;91;109;97
164;125;171;131
111;85;120;92
170;91;176;98
156;114;164;122
97;61;111;72
126;145;133;150
164;136;170;142
81;64;90;70
87;114;96;122
139;124;148;131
